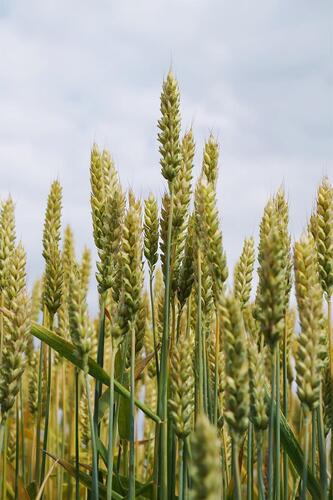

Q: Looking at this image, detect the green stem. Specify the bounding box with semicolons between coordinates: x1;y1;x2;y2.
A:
257;432;266;500
213;313;219;426
268;346;275;500
311;410;316;474
0;420;5;455
106;345;117;500
317;403;328;499
59;363;66;500
196;248;204;414
35;341;44;483
232;438;241;500
157;186;174;499
168;421;176;500
40;343;52;488
327;297;333;497
40;311;53;492
202;324;209;416
93;293;106;437
112;334;130;453
183;438;188;500
75;369;80;500
149;273;160;382
128;323;136;500
20;382;25;485
1;420;8;500
275;342;280;500
178;439;184;500
221;431;228;497
282;320;288;500
247;423;253;500
300;413;310;500
15;398;19;500
85;373;99;500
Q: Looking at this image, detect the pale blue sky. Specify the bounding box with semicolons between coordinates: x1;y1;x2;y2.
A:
0;0;332;312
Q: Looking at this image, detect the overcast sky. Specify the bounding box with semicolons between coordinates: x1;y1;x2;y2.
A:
0;0;332;312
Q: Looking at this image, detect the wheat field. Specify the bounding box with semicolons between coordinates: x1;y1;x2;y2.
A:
0;71;332;499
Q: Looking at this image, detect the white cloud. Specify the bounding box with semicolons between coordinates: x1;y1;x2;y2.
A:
0;0;331;314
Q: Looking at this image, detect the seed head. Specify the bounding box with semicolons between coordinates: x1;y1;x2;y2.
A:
80;246;92;300
248;340;269;431
157;71;181;184
68;264;92;373
202;135;219;189
255;203;286;348
0;244;30;417
294;235;326;411
144;194;159;274
42;181;63;316
195;178;228;305
221;295;249;439
0;197;16;292
314;177;333;298
234;237;255;309
190;414;222;500
169;331;195;438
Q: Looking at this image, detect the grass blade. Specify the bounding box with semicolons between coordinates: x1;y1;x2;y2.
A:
30;322;161;424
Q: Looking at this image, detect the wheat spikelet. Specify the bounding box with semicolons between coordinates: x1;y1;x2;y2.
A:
157;71;181;184
7;415;16;464
255;203;286;348
200;258;214;329
284;308;296;383
101;148;119;198
80;246;91;300
159;192;170;280
80;390;90;450
248;340;269;431
144;194;159;274
243;304;260;344
194;178;228;305
0;244;31;418
274;189;293;311
57;225;75;350
173;129;195;230
169;331;195;438
90;144;106;249
90;145;125;295
116;192;143;342
0;197;16;292
28;351;39;418
107;184;125;299
208;335;225;412
177;214;195;309
42;181;63;317
190;414;222;499
202;135;219;189
126;293;149;366
62;225;76;286
171;130;195;291
42;180;62;259
294;235;326;411
314;177;333;298
221;295;249;439
234;237;255;309
68;264;92;373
